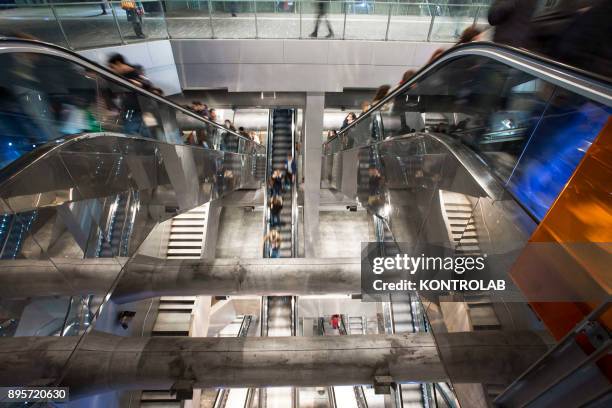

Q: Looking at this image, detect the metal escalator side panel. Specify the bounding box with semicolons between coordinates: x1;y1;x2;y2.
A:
0;133;260;215
0;38;261;171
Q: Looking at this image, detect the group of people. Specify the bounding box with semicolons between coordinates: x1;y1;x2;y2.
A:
186;100;261;146
263;153;296;258
106;54;261;151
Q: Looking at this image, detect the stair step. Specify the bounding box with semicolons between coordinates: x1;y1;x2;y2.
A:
169;234;204;240
172;220;206;226
170;227;205;233
167;249;202;254
167;242;202;247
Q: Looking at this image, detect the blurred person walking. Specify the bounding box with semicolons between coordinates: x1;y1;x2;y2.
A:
528;0;611;78
371;85;391;107
270;169;284;196
263;229;282;258
284;152;296;187
100;0;109;15
310;1;334;38
107;53;153;136
269;195;283;227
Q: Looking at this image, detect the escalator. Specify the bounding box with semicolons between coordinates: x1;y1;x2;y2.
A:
375;216;428;407
212;315;254;408
261;108;298;408
0;37;265;387
0;37;264;256
269;108;296;258
323;42;611;408
263;108;298;335
259;296;296;408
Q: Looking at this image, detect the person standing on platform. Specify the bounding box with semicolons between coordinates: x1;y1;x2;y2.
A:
121;0;146;39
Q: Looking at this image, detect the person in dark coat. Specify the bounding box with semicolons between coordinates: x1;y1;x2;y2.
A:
488;0;537;48
554;0;612;78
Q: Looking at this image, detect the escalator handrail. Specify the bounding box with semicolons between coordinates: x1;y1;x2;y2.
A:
324;41;611;148
0;131;259;187
0;37;262;147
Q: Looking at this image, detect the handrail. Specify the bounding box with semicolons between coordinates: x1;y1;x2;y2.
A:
495;299;611;404
290;109;298;258
328;386;337;408
0;37;262;147
0;2;491;49
214;314;253;408
324;41;611;148
262;109;274;258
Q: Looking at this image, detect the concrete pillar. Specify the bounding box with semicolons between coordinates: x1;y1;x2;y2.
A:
202;201;221;260
303;93;325;258
157;143;202;212
0;331;549;397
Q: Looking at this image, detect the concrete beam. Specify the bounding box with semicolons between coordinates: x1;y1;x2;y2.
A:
0;331;549;396
0;257;361;302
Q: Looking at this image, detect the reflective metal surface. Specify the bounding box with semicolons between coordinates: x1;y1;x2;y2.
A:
322;43;611;407
0;39;265;393
0;38;262;171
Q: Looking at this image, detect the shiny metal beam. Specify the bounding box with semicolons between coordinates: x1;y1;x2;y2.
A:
0;257;362;302
1;331;549;396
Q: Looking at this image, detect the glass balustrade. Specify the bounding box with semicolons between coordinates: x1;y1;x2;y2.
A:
0;1;491;49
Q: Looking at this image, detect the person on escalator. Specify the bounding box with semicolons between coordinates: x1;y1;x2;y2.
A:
190;101;208;118
108;53;150;91
269;195;283;228
488;0;536;48
371;85;391;108
530;0;611;78
107;53;159;137
238;126;250;139
224;119;237;132
330;314;340;331
270;169;284;196
284;153;296;188
367;166;384;209
263;229;282;258
427;25;483;65
341;112;356;130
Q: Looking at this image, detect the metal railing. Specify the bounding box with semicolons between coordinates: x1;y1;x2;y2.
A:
0;1;492;50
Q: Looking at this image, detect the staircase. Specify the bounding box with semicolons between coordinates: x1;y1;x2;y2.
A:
151;296;196;337
439;190;501;330
142;296;197;407
348;316;366;335
439;191;480;256
166;204;208;259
